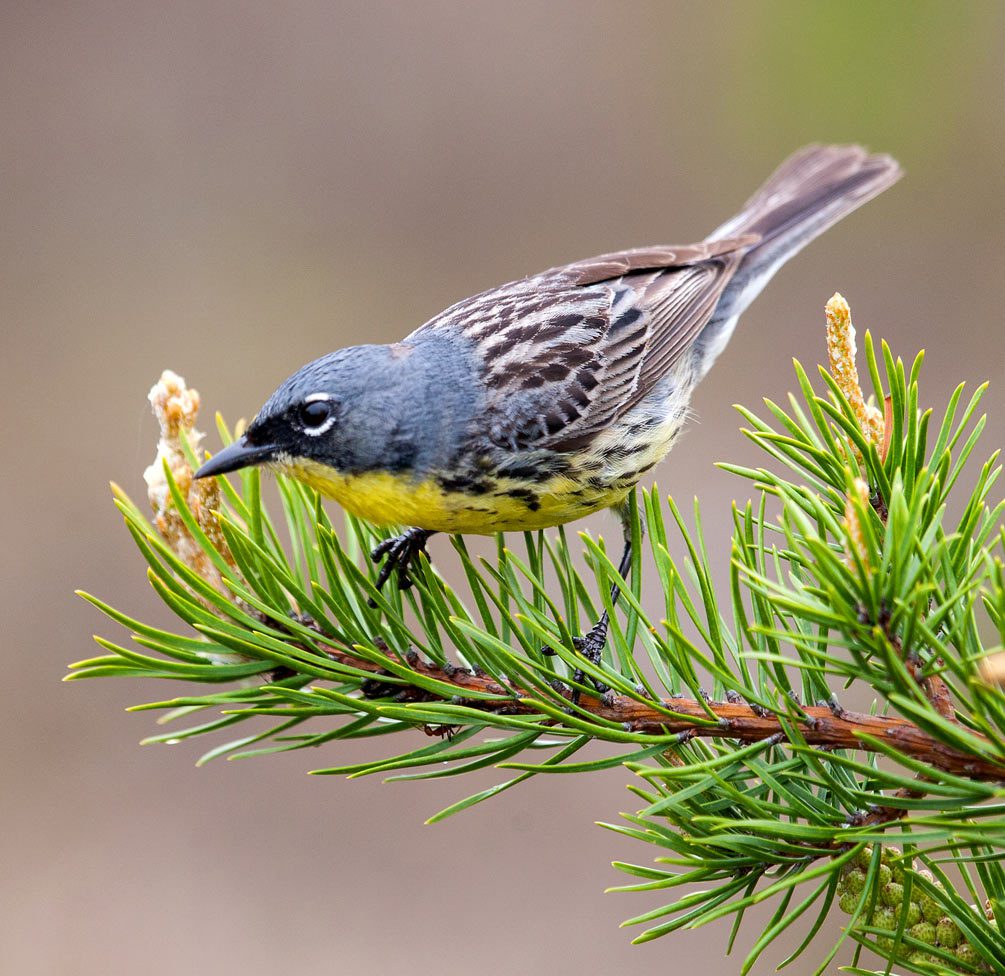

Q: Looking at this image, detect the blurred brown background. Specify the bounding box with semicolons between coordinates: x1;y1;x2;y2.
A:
2;2;1003;974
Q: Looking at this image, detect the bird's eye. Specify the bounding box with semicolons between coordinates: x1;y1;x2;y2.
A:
299;398;333;430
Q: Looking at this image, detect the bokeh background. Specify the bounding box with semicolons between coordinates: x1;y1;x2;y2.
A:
3;3;1003;974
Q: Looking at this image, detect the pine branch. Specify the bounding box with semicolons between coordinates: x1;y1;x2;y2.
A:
72;298;1005;974
304;630;1005;782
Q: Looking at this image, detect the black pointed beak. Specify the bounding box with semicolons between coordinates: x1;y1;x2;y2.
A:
194;435;278;479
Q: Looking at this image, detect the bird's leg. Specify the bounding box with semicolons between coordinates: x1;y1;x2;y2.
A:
370;528;436;592
545;502;638;705
567;530;633;703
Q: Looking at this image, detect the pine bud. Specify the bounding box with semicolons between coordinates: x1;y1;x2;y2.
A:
843;478;871;569
824;293;885;459
936;916;962;949
955;942;979;966
143;369;237;598
920;886;945;923
873;906;897;932
909;920;937;946
839;889;859;915
880;881;904;908
980;650;1005;687
843;868;866;895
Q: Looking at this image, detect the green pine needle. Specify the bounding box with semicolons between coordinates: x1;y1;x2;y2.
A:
74;337;1004;972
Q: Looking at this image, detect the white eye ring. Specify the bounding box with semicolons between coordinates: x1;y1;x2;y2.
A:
299;393;336;436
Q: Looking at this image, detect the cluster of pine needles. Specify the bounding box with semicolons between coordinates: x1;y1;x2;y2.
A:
72;298;1005;974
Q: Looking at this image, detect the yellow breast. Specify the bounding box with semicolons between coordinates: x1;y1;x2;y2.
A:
275;457;627;534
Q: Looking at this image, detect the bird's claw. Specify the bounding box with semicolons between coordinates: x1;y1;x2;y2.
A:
572;619;609;665
570;619;611;701
370;528;433;594
541;617;611;707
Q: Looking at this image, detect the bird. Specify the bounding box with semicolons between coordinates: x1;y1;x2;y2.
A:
195;144;901;694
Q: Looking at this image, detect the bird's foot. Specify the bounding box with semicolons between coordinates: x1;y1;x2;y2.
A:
360;670;399;699
370;528;434;593
571;618;611;703
542;616;610;707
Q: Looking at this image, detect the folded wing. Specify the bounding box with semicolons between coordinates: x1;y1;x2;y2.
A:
408;234;756;454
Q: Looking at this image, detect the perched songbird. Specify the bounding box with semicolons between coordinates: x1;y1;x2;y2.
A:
196;144;901;685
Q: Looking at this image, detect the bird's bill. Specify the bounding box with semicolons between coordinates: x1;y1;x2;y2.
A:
194;435;277;479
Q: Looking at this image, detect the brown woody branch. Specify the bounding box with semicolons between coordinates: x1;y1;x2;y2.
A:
310;636;1005;784
855;614;961;825
846;787;923;831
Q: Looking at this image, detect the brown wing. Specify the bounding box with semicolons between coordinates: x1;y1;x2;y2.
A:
407;235;757;453
540;236;756;286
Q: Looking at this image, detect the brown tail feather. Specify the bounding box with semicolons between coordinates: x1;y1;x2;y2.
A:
706;145;902;324
692;145;902;378
721;143;902;246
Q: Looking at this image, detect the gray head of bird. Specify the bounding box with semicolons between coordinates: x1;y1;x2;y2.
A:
193;345;401;480
193;335;478;483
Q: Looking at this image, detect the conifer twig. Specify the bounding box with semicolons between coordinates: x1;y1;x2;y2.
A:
299;631;1005;783
73;296;1005;973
